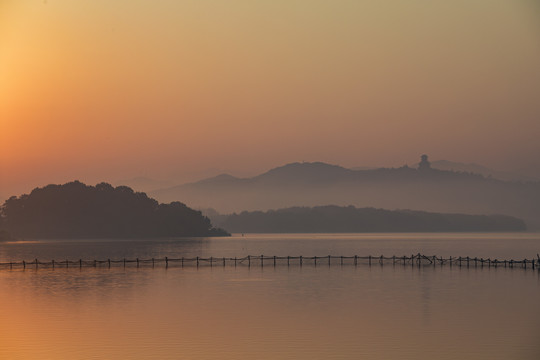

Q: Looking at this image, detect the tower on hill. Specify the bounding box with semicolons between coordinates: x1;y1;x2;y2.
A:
418;154;431;171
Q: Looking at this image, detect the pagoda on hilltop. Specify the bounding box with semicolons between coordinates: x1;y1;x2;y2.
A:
418;154;431;171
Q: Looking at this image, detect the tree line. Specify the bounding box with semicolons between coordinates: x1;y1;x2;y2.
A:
214;205;526;233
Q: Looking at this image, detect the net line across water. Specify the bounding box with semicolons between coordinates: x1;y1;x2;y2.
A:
0;254;539;270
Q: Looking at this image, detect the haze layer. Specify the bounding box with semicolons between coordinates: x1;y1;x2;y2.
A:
1;0;540;196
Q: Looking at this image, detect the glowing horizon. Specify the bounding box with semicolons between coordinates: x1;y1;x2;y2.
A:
1;0;540;197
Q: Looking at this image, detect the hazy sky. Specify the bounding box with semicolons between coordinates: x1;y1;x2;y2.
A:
1;0;540;196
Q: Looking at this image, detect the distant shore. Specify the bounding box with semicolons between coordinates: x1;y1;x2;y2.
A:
210;205;527;234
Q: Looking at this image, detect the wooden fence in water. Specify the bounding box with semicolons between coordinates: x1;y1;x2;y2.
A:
0;253;539;270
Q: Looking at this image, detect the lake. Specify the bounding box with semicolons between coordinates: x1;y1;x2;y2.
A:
1;233;539;359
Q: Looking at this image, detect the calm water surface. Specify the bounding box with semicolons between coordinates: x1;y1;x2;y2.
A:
0;233;539;359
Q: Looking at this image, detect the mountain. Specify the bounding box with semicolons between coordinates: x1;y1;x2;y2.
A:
0;181;229;238
428;160;539;182
212;205;526;233
150;160;540;229
252;162;354;184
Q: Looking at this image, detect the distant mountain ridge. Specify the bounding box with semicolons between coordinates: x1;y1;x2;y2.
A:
150;159;540;229
428;160;539;182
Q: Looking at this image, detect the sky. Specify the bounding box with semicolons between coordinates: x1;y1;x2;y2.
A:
1;0;540;197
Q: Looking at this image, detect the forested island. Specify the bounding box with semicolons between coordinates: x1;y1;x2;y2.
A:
0;181;229;238
211;205;526;233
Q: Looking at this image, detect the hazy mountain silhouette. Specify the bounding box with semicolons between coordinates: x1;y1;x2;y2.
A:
428;160;539;182
350;166;377;171
210;205;526;233
252;162;354;184
151;157;540;229
0;181;229;238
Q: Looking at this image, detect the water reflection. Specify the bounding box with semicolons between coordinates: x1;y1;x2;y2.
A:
0;265;539;359
1;233;540;262
1;234;539;359
0;237;210;263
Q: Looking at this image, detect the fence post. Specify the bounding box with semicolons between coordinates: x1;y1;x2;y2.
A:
300;256;303;267
108;259;111;268
314;256;317;267
274;256;277;267
328;255;331;267
52;260;55;269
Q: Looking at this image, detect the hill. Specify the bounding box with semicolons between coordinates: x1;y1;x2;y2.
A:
151;159;540;229
212;205;526;233
428;160;539;182
0;181;229;238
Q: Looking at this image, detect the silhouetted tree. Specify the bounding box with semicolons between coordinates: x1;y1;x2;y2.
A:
0;181;229;238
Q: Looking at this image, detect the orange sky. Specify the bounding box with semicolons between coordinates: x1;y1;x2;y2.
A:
1;0;540;197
